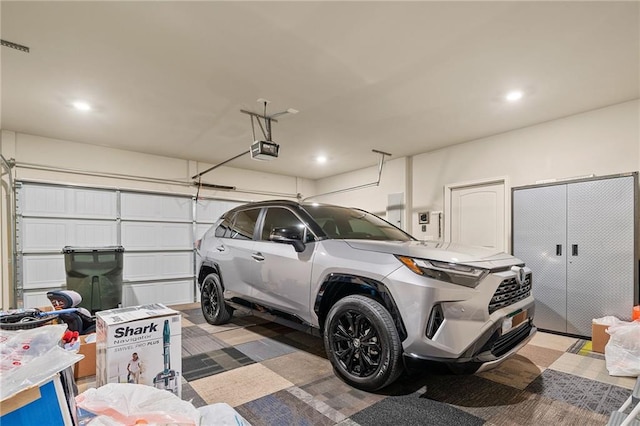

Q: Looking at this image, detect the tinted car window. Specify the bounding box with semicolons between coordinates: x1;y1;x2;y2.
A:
305;205;413;241
230;209;260;240
261;207;312;242
214;215;234;238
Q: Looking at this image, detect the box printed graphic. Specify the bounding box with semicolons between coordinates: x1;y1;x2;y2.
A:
96;304;182;397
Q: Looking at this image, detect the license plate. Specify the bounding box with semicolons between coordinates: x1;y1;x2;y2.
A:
502;309;527;334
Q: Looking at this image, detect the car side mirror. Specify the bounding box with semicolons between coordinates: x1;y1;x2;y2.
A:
270;227;306;253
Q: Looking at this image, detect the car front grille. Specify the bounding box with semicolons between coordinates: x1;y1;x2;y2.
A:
491;320;533;357
488;273;532;314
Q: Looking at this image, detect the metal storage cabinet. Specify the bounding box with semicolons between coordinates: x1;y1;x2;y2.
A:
512;173;638;337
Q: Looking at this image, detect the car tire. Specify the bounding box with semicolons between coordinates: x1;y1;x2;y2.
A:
201;273;233;325
324;295;403;391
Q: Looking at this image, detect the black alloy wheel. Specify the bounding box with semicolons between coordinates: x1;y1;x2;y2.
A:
324;295;402;391
332;310;381;377
201;273;233;325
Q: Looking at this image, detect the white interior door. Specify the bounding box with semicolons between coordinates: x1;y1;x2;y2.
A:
447;180;506;251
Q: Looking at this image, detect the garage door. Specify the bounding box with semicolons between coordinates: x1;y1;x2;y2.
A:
16;182;243;308
17;183;118;307
120;192;195;307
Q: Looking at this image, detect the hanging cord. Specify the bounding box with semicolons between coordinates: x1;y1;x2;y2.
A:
251;115;256;141
264;101;271;141
195;175;202;200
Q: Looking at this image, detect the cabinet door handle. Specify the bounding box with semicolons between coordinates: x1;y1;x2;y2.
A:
572;244;578;256
556;244;562;256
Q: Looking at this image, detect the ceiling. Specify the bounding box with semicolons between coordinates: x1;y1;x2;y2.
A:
1;1;638;180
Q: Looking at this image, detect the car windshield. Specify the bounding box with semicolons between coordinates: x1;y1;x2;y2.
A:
304;205;414;241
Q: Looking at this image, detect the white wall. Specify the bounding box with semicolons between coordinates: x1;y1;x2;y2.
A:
411;99;639;237
312;157;408;217
315;100;639;241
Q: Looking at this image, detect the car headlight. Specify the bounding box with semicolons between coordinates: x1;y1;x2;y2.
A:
396;256;488;288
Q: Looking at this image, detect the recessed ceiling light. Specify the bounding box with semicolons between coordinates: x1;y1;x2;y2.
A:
72;101;92;111
316;155;327;164
505;90;524;102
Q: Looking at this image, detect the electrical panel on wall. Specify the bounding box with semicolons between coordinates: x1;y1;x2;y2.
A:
418;211;442;241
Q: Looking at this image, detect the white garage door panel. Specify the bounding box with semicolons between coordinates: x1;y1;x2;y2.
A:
74;189;117;218
75;222;117;246
162;252;193;277
121;223;156;249
162;224;193;248
22;185;65;216
121;193;191;221
22;220;65;251
23;255;66;289
123;280;193;306
196;200;242;223
21;185;116;218
121;222;192;250
22;218;117;252
196;224;212;241
124;252;193;280
23;291;54;308
123;253;155;280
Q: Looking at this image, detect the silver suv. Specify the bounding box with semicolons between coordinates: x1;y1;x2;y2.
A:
196;200;536;390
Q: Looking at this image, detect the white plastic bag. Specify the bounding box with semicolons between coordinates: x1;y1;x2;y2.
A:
593;316;626;327
76;383;200;425
604;320;640;377
0;324;83;401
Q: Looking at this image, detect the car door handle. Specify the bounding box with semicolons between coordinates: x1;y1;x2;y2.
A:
251;252;265;261
216;245;226;252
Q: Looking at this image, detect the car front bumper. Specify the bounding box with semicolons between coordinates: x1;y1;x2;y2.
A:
383;264;536;372
402;317;536;372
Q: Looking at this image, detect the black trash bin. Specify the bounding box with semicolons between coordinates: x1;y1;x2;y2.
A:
63;246;125;314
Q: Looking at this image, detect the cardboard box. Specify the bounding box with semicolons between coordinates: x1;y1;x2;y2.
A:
74;334;97;379
96;304;182;397
1;374;74;425
591;321;610;353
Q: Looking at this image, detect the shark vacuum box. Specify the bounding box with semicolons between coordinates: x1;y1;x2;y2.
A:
96;303;182;397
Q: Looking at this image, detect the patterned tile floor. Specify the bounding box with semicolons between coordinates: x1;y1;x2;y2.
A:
76;303;638;425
